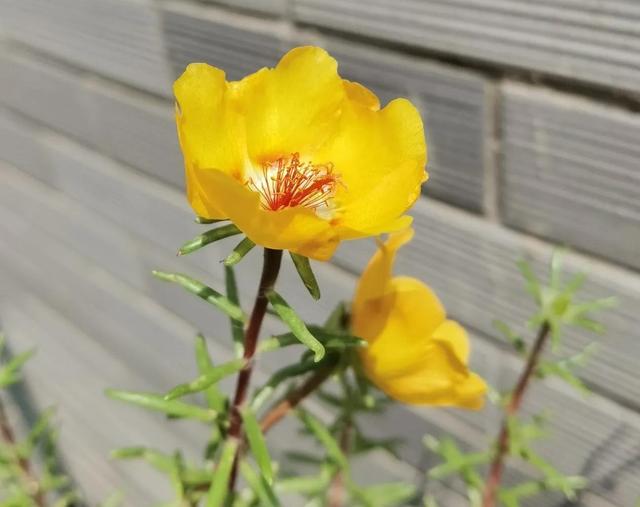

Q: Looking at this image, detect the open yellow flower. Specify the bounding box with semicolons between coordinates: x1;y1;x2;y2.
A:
174;46;426;261
351;228;486;409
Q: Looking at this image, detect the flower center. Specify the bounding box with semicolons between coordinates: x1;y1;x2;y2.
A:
248;153;338;213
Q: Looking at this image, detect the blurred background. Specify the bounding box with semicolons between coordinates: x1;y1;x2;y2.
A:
0;0;639;505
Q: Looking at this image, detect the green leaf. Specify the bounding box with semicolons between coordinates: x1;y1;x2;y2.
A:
105;389;217;422
178;224;242;256
153;271;246;322
298;410;347;469
251;358;323;411
164;358;246;401
206;438;239;507
225;265;245;357
266;290;325;362
0;349;35;388
306;326;367;350
290;253;321;300
194;335;227;412
224;237;256;266
356;482;417;507
276;472;331;495
241;408;273;484
517;260;541;305
239;460;281;507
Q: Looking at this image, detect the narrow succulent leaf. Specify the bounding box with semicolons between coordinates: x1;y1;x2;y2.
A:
224;237;256;266
153;271;245;322
493;320;526;356
251;358;321;411
356;482;417;507
306;326;367;350
239;460;281;507
206;438;239;507
298;410;347;469
225;265;245;357
105;389;217;422
266;290;325;362
517;260;542;304
194;334;227;412
111;447;174;472
290;253;321;300
241;408;273;484
276;473;331;495
195;217;226;225
178;224;241;255
0;349;35;388
20;407;55;458
257;332;301;354
164;358;246;400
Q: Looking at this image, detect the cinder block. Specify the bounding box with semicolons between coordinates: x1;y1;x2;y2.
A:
294;0;640;94
161;1;287;81
319;38;491;212
197;0;287;17
0;0;172;96
0;51;183;188
500;82;640;271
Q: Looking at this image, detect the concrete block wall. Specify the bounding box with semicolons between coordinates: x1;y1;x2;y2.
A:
0;1;639;505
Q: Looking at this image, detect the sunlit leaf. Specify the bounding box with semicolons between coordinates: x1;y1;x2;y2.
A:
164;358;246;401
298;410;347;469
106;389;217;422
266;290;324;362
225;265;245;357
241;408;273;484
206;438;239;507
178;224;241;255
153;271;245;322
239;460;281;507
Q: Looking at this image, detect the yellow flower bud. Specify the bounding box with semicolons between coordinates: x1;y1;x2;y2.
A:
352;228;487;409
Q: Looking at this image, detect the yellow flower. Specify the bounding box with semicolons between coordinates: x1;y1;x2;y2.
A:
174;46;426;261
351;228;486;409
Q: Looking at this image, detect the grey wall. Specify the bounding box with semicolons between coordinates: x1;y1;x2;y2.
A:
0;1;639;506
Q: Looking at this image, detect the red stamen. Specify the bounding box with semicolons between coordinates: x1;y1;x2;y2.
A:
248;153;338;212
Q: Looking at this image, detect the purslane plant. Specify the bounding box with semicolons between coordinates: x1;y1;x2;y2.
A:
106;46;487;505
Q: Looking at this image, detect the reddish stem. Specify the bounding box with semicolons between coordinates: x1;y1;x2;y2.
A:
260;366;335;434
481;321;551;507
227;248;282;492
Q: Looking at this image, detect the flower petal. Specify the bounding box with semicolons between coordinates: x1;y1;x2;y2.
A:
191;169;340;260
352;228;415;317
241;46;346;164
315;96;427;235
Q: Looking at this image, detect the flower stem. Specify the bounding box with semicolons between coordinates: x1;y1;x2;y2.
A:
227;248;283;492
0;396;46;506
260;364;336;434
481;321;551;507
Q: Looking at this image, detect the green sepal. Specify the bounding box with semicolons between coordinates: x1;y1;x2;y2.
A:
178;224;241;255
224;237;256;267
289;253;321;300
